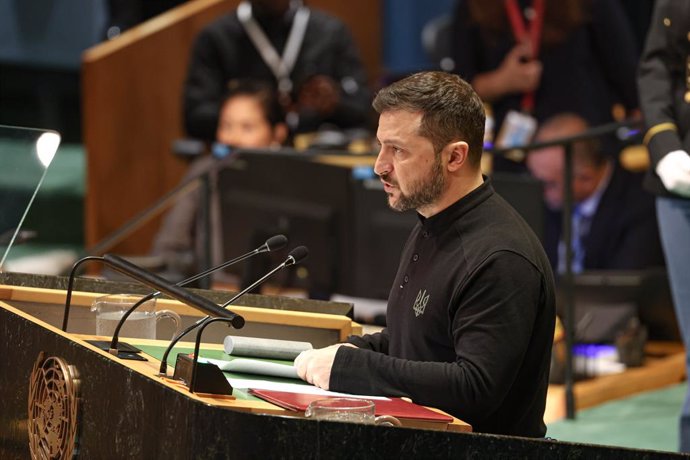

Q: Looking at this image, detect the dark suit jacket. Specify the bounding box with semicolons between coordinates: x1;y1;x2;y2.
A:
183;8;371;140
544;162;665;271
638;0;690;198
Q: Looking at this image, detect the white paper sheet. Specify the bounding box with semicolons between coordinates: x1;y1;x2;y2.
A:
227;377;389;401
201;357;298;379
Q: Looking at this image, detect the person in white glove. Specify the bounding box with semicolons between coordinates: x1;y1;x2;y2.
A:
655;150;690;198
637;0;690;453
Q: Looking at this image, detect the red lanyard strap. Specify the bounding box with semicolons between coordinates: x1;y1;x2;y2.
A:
504;0;544;111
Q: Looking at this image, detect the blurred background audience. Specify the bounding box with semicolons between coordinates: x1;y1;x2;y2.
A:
450;0;640;170
152;78;288;281
183;0;371;143
526;113;664;274
0;0;665;301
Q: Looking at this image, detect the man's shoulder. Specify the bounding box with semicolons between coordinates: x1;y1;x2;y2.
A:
454;193;549;269
305;8;349;32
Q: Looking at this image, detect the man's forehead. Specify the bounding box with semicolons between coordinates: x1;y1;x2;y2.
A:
376;110;423;137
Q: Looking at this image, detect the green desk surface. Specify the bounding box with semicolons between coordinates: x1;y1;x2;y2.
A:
135;344;308;401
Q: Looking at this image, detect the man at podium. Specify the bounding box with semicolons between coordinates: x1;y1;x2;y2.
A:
295;71;556;437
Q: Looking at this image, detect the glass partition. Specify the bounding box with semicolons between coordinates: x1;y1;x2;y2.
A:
0;125;61;269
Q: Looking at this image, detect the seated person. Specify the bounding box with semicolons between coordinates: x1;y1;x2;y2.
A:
152;79;287;279
525;113;664;273
183;0;371;141
295;71;555;437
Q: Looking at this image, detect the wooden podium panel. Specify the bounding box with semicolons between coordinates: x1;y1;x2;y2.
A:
0;284;360;348
0;283;685;458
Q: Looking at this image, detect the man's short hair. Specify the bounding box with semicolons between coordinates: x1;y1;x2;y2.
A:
372;71;485;166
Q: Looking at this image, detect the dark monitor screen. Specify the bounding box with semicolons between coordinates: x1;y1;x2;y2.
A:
350;176;416;299
217;151;353;297
491;172;544;244
557;269;679;342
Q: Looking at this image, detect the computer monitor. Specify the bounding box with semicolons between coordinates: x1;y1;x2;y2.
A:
217;151;352;298
557;269;679;342
491;172;544;243
349;176;416;299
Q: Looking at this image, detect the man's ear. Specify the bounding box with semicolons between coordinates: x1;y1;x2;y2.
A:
446;141;470;172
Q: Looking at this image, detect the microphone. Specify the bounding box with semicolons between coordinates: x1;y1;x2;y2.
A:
106;235;288;354
62;255;110;332
102;254;245;327
220;245;308;308
159;245;309;376
61;236;285;332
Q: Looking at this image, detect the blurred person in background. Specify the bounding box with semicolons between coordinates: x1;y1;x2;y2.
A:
450;0;639;170
183;0;371;141
526;113;663;274
153;79;287;280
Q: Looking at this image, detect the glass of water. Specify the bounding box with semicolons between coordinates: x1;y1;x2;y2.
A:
91;294;181;339
305;398;401;426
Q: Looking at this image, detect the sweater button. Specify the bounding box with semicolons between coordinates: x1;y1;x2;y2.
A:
403;275;409;283
412;254;419;262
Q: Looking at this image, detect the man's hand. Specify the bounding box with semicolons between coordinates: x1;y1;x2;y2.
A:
656;150;690;197
496;42;542;94
294;343;355;390
472;42;542;101
297;75;340;116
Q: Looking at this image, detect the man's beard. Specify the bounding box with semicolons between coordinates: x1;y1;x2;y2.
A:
383;155;446;212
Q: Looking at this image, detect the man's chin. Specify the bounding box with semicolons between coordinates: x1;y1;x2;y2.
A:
387;196;408;212
386;195;399;210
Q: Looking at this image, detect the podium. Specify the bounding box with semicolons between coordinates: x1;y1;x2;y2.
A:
1;274;683;458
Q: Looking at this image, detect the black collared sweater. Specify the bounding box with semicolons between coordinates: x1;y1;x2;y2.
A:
330;178;556;437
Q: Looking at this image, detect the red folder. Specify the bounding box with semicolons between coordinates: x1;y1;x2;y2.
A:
249;389;453;422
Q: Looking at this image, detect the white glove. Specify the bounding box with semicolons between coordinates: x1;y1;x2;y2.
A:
656;150;690;198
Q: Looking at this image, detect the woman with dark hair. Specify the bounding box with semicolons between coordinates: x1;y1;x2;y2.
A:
216;79;288;147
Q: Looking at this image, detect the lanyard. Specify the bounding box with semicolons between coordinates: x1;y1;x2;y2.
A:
504;0;544;112
237;1;310;94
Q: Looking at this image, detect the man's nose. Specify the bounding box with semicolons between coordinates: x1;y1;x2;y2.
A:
374;149;390;177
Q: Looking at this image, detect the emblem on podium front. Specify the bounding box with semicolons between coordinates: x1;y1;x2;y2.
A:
28;352;81;459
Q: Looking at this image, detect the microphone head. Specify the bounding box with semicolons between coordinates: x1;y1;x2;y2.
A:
286;246;309;265
265;234;288;252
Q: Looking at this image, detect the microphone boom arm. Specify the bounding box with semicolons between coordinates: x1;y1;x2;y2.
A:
158;260;291;375
107;235;286;353
158;245;308;376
